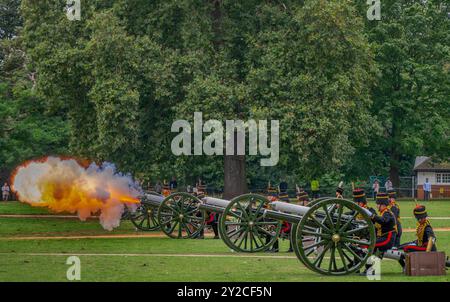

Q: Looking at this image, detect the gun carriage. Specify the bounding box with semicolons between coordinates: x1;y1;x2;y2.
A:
131;192;377;275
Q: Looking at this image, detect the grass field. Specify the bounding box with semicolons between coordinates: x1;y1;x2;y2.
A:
0;200;449;282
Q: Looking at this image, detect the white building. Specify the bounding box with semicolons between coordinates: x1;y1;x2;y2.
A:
414;156;450;199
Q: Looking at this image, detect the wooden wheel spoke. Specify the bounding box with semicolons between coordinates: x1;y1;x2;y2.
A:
323;205;335;232
235;203;250;220
335;205;344;230
228;227;244;239
303;239;327;252
337;245;349;272
251;227;265;247
177;221;183;238
339;212;358;233
225;221;244;226
252;199;265;219
228;210;243;220
309;215;332;233
187;215;204;221
181;222;192;236
341;243;364;262
237;229;249;248
340;237;370;246
342;225;369;236
329;246;338;271
256;226;273;237
313;242;331;267
300;229;331;239
254;221;278;226
166;221;179;234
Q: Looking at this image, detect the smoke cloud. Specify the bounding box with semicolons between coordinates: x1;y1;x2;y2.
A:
11;156;142;230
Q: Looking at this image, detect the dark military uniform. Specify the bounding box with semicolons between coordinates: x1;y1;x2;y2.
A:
278;181;289;202
387;190;402;247
196;180;219;239
266;182;278;199
398;205;436;269
400;205;436;252
371;193;397;253
266;182;292;252
296;188;309;206
352;188;375;220
162;180;171;197
336;187;344;199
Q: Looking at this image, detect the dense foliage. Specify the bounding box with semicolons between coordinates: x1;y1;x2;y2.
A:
0;0;448;193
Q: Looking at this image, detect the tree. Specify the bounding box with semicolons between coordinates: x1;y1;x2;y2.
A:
20;0;377;195
356;0;450;187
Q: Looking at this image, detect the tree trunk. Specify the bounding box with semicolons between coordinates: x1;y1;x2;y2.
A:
224;154;248;199
389;151;401;189
209;0;248;198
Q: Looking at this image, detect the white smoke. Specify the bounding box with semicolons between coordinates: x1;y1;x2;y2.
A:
12;156;142;230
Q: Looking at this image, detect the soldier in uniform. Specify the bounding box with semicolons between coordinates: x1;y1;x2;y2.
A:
371;192;398;253
196;179;219;239
296;185;309;206
397;205;436;269
335;181;345;199
352;188;375;218
162;180;171;197
265;182;293;252
362;192;398;275
278;178;289;202
388;190;402;247
266;182;278;201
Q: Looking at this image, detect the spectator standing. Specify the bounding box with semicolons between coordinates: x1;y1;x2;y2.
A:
423;178;431;201
372;179;380;200
311;179;320;199
154;181;162;194
169;176;178;191
2;182;10;201
385;178;393;192
278;178;289;202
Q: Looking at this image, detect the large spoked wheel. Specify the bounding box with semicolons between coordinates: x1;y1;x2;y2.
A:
219;194;282;253
293;198;375;275
157;192;206;239
306;197;333;208
130;203;160;231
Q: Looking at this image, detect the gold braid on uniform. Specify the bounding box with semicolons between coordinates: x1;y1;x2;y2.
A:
375;208;398;237
356;204;367;220
416;219;431;247
388;201;401;223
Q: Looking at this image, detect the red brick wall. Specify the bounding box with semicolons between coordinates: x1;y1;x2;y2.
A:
417;185;450;199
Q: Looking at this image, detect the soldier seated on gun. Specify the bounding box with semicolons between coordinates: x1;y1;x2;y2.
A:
397;205;436;269
388;189;402;247
362;192;398;275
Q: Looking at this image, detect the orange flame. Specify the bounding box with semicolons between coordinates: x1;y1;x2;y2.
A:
11;156;141;230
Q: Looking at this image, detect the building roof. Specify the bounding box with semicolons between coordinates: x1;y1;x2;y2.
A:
414;156;450;171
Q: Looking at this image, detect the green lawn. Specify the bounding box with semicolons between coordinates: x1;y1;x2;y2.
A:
0;200;449;281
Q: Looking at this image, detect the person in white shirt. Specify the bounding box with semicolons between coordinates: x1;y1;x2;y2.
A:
423;178;432;201
385;178;393;192
372;179;380;200
2;182;10;201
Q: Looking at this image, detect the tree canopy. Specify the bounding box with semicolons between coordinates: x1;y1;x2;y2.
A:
0;0;448;193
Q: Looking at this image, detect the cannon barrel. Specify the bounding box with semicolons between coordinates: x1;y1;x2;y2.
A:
199;196;232;213
140;193;165;207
